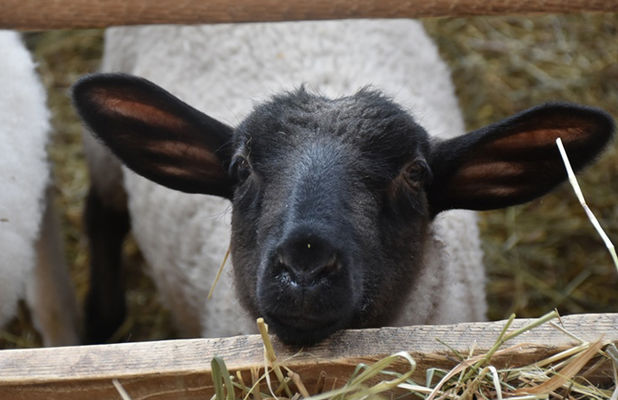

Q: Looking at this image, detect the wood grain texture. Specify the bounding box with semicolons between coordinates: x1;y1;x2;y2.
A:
2;0;617;30
0;313;616;399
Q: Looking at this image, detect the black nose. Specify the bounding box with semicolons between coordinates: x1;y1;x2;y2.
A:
274;231;341;287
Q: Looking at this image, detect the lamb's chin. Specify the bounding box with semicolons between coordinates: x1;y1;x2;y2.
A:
263;313;347;346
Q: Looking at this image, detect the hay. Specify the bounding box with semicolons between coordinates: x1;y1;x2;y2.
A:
107;312;612;399
556;138;618;274
1;13;616;347
424;13;618;321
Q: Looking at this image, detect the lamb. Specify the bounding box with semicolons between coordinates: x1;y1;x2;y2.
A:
0;30;80;346
74;20;614;345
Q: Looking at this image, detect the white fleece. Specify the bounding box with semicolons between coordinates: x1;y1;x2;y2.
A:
0;31;51;326
98;20;487;338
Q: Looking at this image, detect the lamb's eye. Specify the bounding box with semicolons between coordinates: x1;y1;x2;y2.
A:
230;156;252;182
404;158;432;189
405;158;431;184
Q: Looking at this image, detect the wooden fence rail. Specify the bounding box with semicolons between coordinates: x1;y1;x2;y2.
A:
1;0;617;30
0;313;616;399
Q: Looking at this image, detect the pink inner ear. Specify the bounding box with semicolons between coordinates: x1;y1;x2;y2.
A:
158;163;227;181
92;88;188;131
90;87;228;180
456;161;526;181
447;158;534;202
486;124;594;154
145;139;227;177
142;139;221;165
455;181;522;200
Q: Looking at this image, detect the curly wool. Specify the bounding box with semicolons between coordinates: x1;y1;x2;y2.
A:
96;20;487;337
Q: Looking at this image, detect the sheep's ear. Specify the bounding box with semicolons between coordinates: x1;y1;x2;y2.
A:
73;73;235;198
427;103;614;215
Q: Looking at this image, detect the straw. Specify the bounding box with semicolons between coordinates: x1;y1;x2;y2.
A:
556;138;618;275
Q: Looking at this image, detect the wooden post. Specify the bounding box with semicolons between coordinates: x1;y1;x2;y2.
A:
2;0;617;30
0;313;616;399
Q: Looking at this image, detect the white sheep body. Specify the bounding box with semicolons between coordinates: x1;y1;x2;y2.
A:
95;20;487;337
0;30;51;325
0;31;79;345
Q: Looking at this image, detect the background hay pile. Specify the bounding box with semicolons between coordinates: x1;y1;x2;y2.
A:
204;313;618;399
423;14;618;321
0;13;616;348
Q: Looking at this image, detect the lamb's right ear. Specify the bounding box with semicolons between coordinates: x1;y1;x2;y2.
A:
427;103;614;215
73;73;235;198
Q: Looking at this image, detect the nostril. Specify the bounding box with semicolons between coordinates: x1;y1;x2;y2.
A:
274;256;294;278
273;230;344;286
274;251;341;287
313;254;340;280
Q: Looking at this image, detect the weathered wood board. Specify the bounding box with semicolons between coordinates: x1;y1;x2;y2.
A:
1;0;617;30
0;313;616;399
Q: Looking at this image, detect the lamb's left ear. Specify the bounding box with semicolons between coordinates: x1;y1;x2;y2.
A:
73;73;235;198
428;103;614;215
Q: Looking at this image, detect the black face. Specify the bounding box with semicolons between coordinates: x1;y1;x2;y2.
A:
228;89;433;344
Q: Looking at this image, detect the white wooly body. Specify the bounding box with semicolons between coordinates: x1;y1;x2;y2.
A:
0;30;50;325
0;31;78;345
97;20;487;337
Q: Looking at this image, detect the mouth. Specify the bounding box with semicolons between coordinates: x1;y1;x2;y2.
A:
263;312;346;346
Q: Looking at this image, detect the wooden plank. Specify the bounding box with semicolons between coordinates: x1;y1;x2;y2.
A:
2;0;617;30
0;313;616;399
